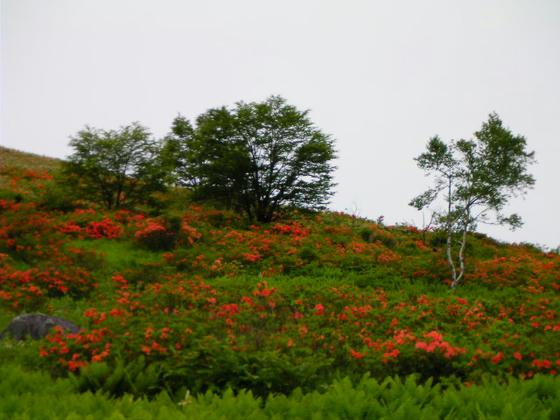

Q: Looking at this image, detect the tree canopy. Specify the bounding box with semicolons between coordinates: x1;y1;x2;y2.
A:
64;123;166;209
410;113;535;288
165;96;337;222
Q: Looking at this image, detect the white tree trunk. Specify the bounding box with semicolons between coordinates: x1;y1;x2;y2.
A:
451;227;467;289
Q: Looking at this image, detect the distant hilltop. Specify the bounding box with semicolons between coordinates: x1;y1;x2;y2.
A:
0;146;62;173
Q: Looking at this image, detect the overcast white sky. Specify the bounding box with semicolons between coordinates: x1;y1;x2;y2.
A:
1;0;559;249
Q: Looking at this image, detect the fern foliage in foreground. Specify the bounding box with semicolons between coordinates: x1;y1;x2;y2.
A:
1;364;559;419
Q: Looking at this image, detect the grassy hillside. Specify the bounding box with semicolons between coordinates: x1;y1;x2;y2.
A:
0;149;559;418
0;147;62;193
0;146;62;173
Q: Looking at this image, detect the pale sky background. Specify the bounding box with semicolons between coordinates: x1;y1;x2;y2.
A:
1;0;559;249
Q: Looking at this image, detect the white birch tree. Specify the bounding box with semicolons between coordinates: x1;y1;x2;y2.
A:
410;113;535;289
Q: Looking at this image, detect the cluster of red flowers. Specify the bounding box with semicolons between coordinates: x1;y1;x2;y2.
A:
86;217;123;239
415;331;466;358
271;222;310;238
134;219;166;240
181;222;202;244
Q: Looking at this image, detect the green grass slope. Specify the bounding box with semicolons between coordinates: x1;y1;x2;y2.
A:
0;146;62;173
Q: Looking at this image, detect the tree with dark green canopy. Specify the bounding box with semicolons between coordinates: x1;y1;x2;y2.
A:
159;115;195;187
64;123;167;209
166;96;337;222
410;113;535;288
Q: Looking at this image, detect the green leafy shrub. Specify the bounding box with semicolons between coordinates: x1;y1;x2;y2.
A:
0;190;23;203
360;227;397;248
36;178;83;212
299;247;318;263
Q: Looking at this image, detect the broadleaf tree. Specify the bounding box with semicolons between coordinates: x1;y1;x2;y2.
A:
409;113;535;288
168;96;337;222
160;115;195;187
64;122;167;209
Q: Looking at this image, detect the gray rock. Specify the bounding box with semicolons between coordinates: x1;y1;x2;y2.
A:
0;313;81;341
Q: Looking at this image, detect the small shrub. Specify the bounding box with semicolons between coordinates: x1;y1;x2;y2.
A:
0;190;23;203
361;228;397;248
86;218;123;239
135;221;176;251
359;227;371;242
428;231;447;248
37;180;82;212
299;247;318;263
165;214;183;234
125;263;170;289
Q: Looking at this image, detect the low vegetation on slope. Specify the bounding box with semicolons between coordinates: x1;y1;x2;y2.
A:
0;157;559;410
0;146;62;173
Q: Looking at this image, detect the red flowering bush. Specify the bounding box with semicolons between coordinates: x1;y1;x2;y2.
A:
134;219;175;251
57;221;83;237
86;217;123;239
0;262;95;312
180;221;202;245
